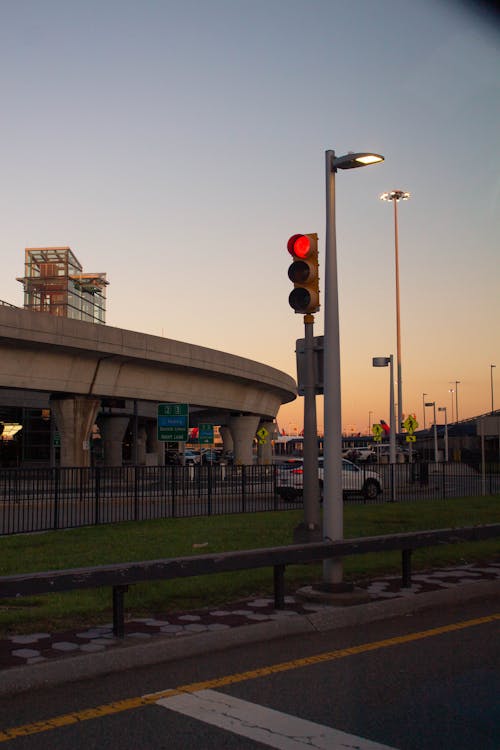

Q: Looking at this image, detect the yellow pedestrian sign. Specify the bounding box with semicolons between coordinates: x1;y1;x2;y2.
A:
403;415;419;434
256;427;269;445
372;424;383;442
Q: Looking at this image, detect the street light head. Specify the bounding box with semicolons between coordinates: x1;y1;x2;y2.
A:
331;152;385;171
425;402;435;407
380;190;410;202
438;407;446;412
372;356;390;367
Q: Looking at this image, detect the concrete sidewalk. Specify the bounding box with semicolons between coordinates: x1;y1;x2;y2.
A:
1;561;498;695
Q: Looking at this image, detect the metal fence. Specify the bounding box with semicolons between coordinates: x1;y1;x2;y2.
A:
0;461;498;535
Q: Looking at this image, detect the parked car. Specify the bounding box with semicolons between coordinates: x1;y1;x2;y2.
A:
276;457;383;502
182;450;202;465
342;447;377;463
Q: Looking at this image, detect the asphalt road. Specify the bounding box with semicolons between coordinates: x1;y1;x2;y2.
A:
1;597;498;749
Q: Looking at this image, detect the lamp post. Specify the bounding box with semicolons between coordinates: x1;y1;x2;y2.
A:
438;406;448;462
450;381;460;422
368;411;373;435
372;356;396;464
448;389;455;422
323;149;384;589
491;364;496;412
425;401;438;462
380;189;410;435
422;392;427;430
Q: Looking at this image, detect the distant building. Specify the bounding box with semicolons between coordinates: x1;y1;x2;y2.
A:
17;247;108;324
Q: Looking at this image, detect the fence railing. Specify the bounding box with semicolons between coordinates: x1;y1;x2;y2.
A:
0;462;498;535
1;524;498;636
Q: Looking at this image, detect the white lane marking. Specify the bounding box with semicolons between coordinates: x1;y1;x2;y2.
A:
157;688;399;749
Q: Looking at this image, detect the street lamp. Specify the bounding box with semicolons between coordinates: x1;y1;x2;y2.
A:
380;189;410;435
491;364;496;413
422;392;428;430
425;401;438;463
323;149;384;589
372;356;396;465
450;381;460;422
438;406;448;462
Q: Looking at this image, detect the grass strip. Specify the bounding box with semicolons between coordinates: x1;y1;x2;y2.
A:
0;495;498;635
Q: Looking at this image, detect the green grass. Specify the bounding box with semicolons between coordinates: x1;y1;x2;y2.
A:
0;495;498;636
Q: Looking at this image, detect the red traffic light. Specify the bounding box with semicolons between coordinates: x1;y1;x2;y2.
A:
286;233;320;314
287;234;314;259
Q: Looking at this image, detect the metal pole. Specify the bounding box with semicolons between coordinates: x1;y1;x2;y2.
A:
393;199;403;433
389;355;396;465
299;314;320;540
323;150;343;586
422;393;427;430
491;366;494;412
455;382;459;422
433;403;438;463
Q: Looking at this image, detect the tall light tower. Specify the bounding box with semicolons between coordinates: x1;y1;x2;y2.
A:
380;189;410;435
450;380;460;422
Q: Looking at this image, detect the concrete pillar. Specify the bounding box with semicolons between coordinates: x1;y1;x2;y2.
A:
228;415;260;466
50;395;101;467
146;420;164;465
257;421;277;465
137;425;147;465
98;415;130;466
219;426;234;456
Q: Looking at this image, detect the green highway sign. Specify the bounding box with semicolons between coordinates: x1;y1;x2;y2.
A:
157;403;189;442
198;423;214;444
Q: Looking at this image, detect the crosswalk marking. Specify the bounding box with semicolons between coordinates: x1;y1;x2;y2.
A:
157;689;399;749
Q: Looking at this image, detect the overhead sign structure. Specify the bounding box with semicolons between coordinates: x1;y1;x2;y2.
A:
157;403;189;442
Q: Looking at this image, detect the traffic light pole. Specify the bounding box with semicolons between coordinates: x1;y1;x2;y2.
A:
294;313;321;542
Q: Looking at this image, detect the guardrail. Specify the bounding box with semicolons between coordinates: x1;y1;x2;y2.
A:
1;524;498;637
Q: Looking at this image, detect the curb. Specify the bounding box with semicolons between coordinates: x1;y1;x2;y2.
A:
1;579;497;696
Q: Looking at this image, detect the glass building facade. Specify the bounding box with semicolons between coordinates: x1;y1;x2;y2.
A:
17;247;108;324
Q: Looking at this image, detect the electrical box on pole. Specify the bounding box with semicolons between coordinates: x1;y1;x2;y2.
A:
296;335;324;395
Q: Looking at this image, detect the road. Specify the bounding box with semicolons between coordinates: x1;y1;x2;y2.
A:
0;597;498;749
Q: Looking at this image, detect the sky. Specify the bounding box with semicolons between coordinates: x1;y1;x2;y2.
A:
0;0;498;436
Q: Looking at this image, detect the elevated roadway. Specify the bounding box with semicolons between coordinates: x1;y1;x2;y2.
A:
0;306;296;466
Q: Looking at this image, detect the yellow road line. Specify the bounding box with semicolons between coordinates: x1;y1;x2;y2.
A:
1;612;498;743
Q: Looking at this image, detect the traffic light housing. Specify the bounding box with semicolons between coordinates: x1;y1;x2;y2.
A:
287;233;319;314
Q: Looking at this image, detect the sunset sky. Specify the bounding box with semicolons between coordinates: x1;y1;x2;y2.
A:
0;0;498;435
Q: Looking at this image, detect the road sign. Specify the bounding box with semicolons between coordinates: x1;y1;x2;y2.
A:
157;403;189;442
372;423;383;443
256;427;269;445
406;434;417;442
198;423;214;444
403;415;419;434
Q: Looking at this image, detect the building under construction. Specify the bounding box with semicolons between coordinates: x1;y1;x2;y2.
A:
17;247;108;324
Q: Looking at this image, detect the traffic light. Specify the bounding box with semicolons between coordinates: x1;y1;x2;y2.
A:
287;233;319;314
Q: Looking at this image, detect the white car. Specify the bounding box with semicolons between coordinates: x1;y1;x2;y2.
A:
276;457;383;502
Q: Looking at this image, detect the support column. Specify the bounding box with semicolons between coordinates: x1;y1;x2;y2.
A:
228;415;260;466
98;415;130;467
146;420;164;465
219;426;234;457
136;425;147;465
50;396;101;467
257;421;276;465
